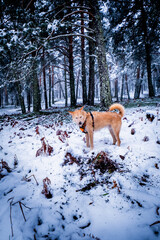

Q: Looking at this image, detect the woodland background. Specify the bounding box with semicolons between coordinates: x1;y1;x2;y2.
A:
0;0;160;113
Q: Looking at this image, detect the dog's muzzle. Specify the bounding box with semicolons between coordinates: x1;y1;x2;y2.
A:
79;121;83;127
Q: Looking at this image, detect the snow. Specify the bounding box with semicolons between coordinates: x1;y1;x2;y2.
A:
0;106;22;116
0;105;160;240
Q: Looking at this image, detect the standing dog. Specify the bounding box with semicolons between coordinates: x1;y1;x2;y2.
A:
68;103;124;150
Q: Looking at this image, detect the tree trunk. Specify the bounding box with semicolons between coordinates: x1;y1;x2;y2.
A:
145;42;154;97
125;74;130;100
134;65;143;99
68;31;76;107
115;77;119;102
15;81;26;114
120;74;125;101
42;48;48;109
64;55;68;107
32;59;41;112
88;12;95;106
75;69;80;103
27;88;31;112
26;77;31;112
49;66;51;107
140;2;155;97
5;87;8;105
0;88;3;107
81;9;87;105
90;0;112;109
52;66;54;104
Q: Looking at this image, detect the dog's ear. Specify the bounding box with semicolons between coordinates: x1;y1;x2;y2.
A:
79;106;84;111
68;111;73;115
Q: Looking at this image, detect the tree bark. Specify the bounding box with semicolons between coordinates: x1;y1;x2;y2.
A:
90;0;112;109
15;81;26;114
42;48;48;109
125;74;130;100
120;74;125;101
27;86;31;112
0;88;3;107
76;69;80;102
68;31;76;106
5;87;8;105
140;1;155;97
52;66;54;104
49;66;51;107
134;65;143;99
81;8;87;104
115;77;119;102
32;59;41;112
88;12;95;106
64;55;68;107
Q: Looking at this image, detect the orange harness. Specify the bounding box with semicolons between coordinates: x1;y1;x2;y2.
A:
79;112;94;134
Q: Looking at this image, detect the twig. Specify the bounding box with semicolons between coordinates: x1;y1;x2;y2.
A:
9;199;32;227
156;206;160;215
61;10;94;23
8;198;14;237
25;174;39;186
20;202;32;210
19;202;26;222
50;33;96;42
150;221;160;227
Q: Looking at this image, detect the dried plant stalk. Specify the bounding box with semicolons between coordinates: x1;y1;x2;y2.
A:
25;174;39;186
10;199;14;237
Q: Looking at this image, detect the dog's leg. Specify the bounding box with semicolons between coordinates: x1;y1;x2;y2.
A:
86;133;90;147
108;126;117;145
113;127;121;146
88;130;94;150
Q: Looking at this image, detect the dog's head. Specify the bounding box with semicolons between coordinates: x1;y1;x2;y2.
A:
68;106;87;128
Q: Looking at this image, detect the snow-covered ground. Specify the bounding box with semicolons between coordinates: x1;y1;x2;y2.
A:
0;104;160;240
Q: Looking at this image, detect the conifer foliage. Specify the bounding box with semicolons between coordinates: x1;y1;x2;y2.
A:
0;0;159;111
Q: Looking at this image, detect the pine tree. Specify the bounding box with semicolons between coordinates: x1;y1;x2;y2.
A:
107;0;160;97
89;0;112;108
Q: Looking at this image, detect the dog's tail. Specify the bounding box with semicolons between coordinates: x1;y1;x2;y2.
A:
109;103;125;118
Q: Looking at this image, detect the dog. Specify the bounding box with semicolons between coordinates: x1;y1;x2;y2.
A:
68;103;124;150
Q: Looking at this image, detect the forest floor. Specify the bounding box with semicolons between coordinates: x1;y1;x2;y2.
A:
0;97;160;240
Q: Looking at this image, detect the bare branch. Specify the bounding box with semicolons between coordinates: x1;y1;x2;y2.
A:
66;6;91;10
70;23;94;33
25;0;35;10
50;33;95;42
61;10;95;23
